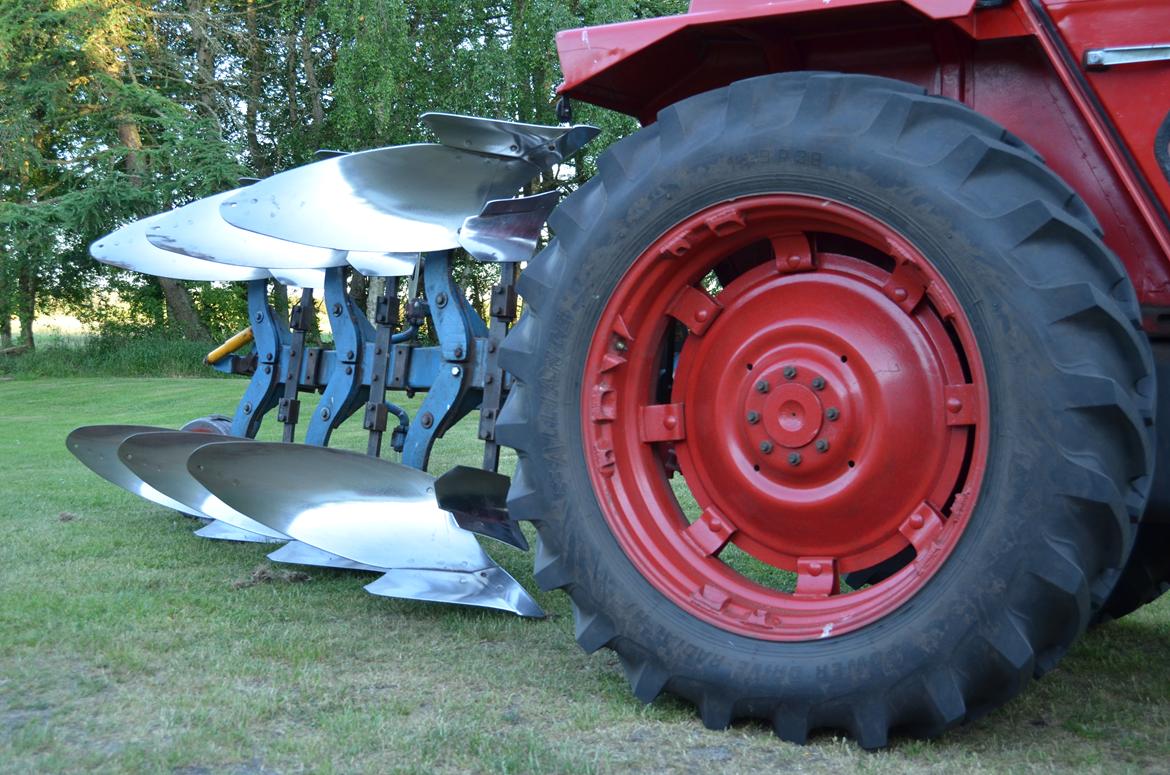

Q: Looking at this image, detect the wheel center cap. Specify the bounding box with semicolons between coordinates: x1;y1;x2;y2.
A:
765;383;823;448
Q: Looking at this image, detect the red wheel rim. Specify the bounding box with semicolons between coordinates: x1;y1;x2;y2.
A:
581;195;989;641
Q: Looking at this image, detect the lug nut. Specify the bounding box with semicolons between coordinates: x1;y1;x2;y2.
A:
746;410;760;424
826;407;840;421
811;377;825;390
755;380;770;394
815;439;830;453
788;452;802;466
783;365;797;380
760;440;773;454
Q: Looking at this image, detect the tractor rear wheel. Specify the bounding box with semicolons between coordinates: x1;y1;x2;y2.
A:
498;73;1154;746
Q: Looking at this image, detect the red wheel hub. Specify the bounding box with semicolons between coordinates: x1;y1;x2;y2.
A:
581;195;989;641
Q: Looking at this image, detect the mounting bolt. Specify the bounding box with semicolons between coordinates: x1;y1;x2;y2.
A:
788;452;802;466
453;346;464;359
435;292;448;308
332;303;342;316
451;366;461;377
264;365;271;375
485;373;494;385
243;402;253;414
755;379;770;394
614;338;628;352
815;439;830;453
345;366;353;375
760;440;773;454
783;365;797;380
826;407;840;421
811;377;825;390
254;312;263;323
421;412;434;429
746;410;760;425
320;408;330;420
488;341;498;354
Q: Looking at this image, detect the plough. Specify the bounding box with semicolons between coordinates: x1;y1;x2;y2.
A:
69;0;1170;747
71;112;596;618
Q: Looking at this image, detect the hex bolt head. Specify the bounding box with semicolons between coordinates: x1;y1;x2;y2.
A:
746;410;760;424
811;377;825;390
451;366;461;377
788;452;802;466
420;412;434;429
815;439;830;453
826;407;840;421
759;440;774;454
755;379;770;394
783;365;797;380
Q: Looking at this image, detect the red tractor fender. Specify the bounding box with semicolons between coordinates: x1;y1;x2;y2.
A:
557;0;984;123
555;0;1170;311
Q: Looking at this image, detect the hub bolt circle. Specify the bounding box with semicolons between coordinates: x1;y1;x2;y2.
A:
815;439;829;453
788;452;802;466
826;407;840;421
783;365;797;379
760;440;774;454
811;377;825;390
746;410;760;424
755;380;770;394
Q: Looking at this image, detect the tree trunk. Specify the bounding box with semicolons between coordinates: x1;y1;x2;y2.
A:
186;0;220;125
158;278;211;339
0;256;11;348
365;276;385;322
119;84;209;339
17;260;35;350
349;271;369;317
284;29;300;127
243;0;269;175
271;283;289;322
300;0;326;128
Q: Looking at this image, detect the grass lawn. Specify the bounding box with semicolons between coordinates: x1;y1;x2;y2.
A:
1;377;1168;773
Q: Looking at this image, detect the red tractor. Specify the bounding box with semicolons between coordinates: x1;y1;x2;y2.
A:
505;0;1169;746
74;0;1170;748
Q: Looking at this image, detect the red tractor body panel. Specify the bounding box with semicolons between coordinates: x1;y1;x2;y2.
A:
557;0;1170;311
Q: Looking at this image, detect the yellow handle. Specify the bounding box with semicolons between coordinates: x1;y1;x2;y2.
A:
204;327;255;365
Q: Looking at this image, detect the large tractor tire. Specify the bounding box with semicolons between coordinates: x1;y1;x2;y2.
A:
497;72;1155;746
1099;345;1170;621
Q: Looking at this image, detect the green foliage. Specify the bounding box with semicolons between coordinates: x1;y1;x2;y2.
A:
0;332;222;378
0;0;687;347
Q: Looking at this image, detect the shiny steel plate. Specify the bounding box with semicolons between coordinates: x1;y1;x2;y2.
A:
146;189;347;271
117;431;289;540
267;541;386;573
365;566;542;617
458;191;560;263
91;214;269;282
422;113;600;168
194;520;284;543
66;425;200;515
345;251;419;278
218;144;541;253
187;442;543;616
